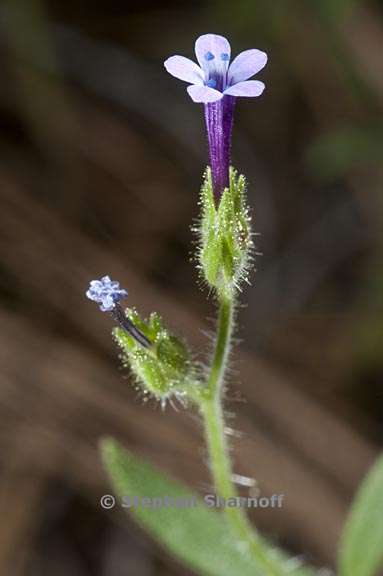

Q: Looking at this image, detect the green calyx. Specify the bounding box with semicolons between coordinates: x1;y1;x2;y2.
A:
198;167;253;298
113;309;193;401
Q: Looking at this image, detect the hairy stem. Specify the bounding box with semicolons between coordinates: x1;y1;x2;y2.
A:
206;296;233;398
199;295;282;575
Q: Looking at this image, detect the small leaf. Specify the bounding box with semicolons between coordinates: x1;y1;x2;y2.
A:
100;439;314;576
338;454;383;576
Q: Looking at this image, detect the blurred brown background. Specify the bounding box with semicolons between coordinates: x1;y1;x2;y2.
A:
0;0;382;574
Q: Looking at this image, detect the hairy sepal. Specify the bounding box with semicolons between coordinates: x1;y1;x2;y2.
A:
198;167;253;298
114;309;193;401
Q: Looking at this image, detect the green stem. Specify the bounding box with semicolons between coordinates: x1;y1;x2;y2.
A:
206;296;233;398
199;295;283;576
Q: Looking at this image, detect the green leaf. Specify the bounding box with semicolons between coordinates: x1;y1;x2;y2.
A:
338;454;383;576
101;438;260;576
101;438;315;576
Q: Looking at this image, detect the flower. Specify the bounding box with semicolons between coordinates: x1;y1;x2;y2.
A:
164;34;268;198
86;275;128;312
164;33;267;104
86;276;151;347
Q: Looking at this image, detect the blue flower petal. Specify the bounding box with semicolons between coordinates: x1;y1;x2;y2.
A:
224;80;265;98
195;34;231;73
164;55;204;85
228;49;267;85
187;84;223;103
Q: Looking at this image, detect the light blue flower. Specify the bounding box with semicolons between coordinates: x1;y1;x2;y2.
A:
164;33;267;103
86;275;128;312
